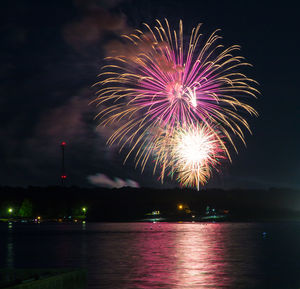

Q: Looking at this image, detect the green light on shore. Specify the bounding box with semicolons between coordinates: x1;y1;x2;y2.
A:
8;208;13;214
82;207;87;212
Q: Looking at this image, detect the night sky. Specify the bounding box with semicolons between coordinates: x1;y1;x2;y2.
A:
1;0;299;189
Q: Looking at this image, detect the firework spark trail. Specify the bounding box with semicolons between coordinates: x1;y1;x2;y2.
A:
93;19;258;188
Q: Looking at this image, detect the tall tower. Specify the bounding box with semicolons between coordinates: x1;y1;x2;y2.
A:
61;141;67;185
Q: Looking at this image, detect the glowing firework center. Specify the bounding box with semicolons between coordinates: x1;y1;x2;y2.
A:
166;124;225;190
176;130;213;166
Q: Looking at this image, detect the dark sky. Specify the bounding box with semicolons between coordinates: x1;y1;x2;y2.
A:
1;0;299;189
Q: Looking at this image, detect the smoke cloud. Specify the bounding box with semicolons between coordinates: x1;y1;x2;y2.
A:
87;173;140;188
63;3;128;51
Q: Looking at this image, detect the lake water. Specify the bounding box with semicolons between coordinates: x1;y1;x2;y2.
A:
0;222;300;289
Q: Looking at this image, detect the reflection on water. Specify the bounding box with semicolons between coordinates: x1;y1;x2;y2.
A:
6;222;14;269
111;223;260;288
1;222;300;289
174;224;230;288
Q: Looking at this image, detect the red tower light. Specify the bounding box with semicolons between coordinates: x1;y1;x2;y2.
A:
61;141;67;185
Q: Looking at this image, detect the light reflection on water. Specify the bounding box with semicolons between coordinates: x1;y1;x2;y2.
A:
6;222;14;269
174;224;231;288
1;222;300;289
107;223;260;289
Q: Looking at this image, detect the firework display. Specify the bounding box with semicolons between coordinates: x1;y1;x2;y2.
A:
170;124;226;190
94;19;258;189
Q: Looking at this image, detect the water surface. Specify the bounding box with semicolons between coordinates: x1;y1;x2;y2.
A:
1;222;300;288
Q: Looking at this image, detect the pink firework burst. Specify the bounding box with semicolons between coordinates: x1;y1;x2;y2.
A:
93;19;258;187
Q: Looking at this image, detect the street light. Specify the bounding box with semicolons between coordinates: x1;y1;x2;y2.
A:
8;208;13;214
